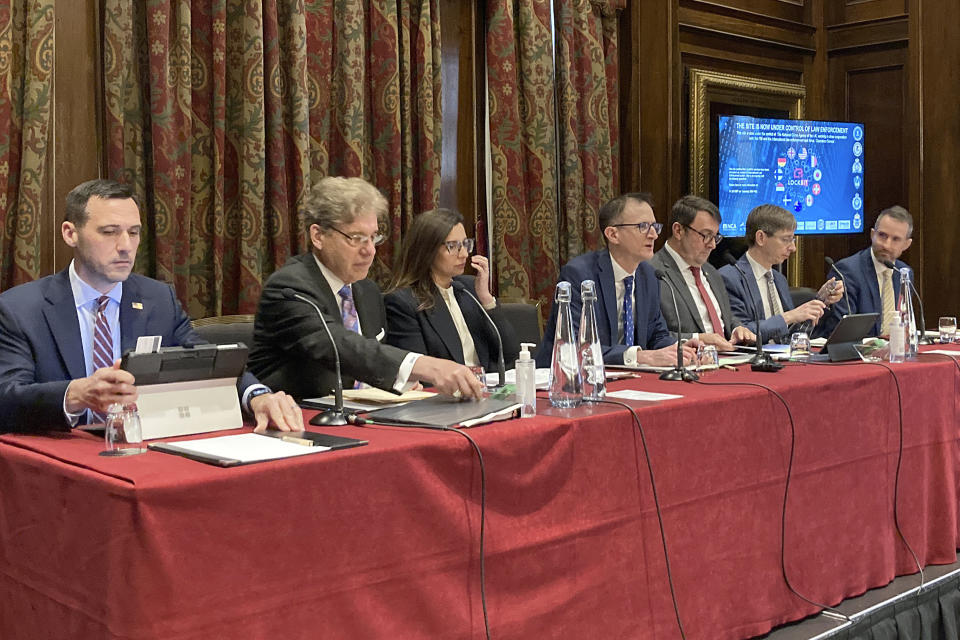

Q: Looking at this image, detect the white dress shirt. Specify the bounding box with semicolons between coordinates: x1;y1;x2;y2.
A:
437;284;480;367
663;242;723;335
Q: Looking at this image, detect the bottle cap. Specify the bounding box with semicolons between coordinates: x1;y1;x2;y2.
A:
581;280;596;300
556;281;571;302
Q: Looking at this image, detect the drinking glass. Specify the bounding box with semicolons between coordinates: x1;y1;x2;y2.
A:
939;316;957;344
789;332;811;360
101;403;146;457
697;344;719;370
468;365;490;394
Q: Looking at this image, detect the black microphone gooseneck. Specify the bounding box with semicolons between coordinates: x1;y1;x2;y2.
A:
824;256;852;317
722;252;782;372
451;280;506;388
281;287;355;426
883;260;929;345
653;269;698;382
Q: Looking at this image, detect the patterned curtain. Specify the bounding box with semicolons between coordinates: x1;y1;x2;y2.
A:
103;0;442;317
486;0;560;305
304;0;443;284
0;1;53;289
487;0;621;312
555;0;621;258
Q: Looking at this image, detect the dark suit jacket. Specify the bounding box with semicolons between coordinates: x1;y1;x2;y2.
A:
0;269;256;433
248;252;408;399
718;254;796;343
820;248;910;337
649;247;741;339
534;250;674;367
384;275;520;373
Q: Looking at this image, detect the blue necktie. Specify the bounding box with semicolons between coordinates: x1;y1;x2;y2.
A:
339;285;360;334
623;275;634;347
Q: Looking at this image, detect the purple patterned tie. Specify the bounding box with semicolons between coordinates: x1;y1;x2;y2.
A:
338;285;361;388
339;285;360;334
91;295;113;423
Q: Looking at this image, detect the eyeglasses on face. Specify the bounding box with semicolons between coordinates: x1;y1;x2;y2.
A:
768;232;796;245
442;238;475;254
611;221;663;235
328;226;385;247
682;223;723;245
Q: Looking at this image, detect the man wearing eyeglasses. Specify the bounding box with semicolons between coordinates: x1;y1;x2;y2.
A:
249;177;485;400
649;195;756;350
719;204;843;343
535;192;698;368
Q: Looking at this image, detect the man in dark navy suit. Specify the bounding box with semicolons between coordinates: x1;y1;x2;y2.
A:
719;204;843;343
536;192;698;368
0;179;302;433
819;205;914;338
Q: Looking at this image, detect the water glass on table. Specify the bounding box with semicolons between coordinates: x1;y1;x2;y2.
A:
789;332;811;360
101;403;146;457
939;316;957;344
697;344;719;371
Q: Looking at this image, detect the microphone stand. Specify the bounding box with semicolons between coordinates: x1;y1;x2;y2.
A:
723;253;782;372
825;256;852;317
453;280;506;388
282;288;355;426
654;270;698;382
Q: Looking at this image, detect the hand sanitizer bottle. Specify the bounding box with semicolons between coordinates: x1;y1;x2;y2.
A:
515;342;537;417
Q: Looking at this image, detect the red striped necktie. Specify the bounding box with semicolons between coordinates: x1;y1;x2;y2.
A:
90;295;113;423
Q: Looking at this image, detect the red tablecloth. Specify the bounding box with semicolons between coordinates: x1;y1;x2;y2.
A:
0;349;957;639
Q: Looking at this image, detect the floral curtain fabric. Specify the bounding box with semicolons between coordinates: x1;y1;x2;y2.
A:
0;1;53;289
103;0;442;317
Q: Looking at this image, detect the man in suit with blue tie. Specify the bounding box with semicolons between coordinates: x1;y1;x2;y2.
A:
819;205;913;338
536;192;698;367
719;204;843;343
0;179;303;433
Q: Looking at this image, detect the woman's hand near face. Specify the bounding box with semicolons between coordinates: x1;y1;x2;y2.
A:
471;255;495;306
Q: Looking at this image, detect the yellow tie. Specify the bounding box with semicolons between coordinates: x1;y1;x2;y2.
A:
880;268;896;334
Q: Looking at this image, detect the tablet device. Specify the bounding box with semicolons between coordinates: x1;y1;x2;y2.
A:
816;312;880;361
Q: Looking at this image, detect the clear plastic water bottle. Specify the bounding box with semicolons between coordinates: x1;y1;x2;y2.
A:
579;280;606;401
888;313;906;363
548;282;582;408
896;267;918;358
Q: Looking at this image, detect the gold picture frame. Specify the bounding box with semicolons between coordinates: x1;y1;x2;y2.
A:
688;68;807;283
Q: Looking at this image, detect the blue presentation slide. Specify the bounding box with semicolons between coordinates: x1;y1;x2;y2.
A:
717;116;865;236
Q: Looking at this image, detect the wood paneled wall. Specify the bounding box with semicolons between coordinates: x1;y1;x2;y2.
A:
627;0;960;319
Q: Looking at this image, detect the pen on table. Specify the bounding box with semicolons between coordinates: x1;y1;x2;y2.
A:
720;364;738;371
280;435;315;447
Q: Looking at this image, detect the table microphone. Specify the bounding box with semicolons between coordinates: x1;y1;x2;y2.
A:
451;280;506;388
721;252;782;372
882;260;929;344
824;257;852;317
653;269;698;382
281;287;355;426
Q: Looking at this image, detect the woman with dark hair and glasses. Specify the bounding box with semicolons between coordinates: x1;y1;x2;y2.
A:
384;209;519;374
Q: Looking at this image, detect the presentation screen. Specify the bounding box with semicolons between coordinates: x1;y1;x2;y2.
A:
717;115;865;237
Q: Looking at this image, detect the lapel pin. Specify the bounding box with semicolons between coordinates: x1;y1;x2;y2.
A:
132;302;143;310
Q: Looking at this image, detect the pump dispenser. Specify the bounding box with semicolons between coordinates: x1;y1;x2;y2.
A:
515;342;537;417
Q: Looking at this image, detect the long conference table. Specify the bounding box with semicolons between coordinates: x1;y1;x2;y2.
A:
0;346;958;639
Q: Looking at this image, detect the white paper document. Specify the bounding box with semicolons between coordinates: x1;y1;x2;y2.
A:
157;433;328;463
607;389;684;402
